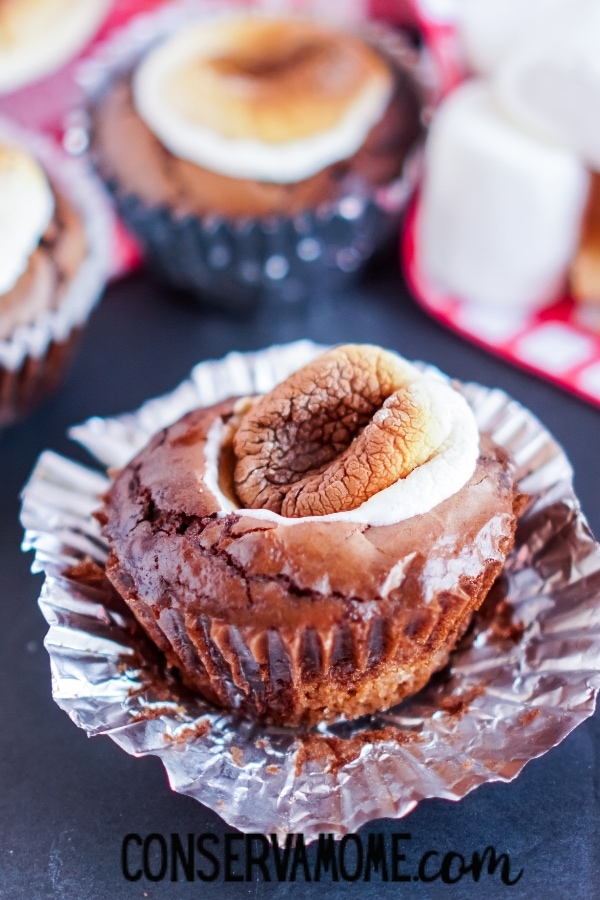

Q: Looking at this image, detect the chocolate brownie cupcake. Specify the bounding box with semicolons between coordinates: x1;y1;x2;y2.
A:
0;118;108;425
99;345;522;726
86;8;424;309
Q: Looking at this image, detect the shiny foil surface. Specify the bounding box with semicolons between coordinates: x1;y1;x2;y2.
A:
20;341;600;839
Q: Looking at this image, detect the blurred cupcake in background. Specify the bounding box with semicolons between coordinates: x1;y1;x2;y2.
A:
0;118;109;426
0;0;111;95
83;4;425;310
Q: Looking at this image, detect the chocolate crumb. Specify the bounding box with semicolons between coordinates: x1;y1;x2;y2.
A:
294;726;421;776
230;746;243;766
127;681;181;702
131;705;183;722
439;684;485;718
488;600;525;644
519;708;540;727
163;720;211;744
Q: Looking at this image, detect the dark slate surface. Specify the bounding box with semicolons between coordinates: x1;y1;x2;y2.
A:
2;252;600;899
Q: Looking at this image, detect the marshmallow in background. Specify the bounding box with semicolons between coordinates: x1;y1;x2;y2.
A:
133;17;394;184
0;144;54;295
495;0;600;172
456;0;572;76
0;0;110;95
418;81;589;311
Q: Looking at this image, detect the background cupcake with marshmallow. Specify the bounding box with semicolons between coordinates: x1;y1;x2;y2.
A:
0;118;108;425
86;5;424;310
0;0;110;95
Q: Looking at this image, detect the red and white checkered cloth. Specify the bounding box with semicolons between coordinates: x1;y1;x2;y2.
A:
404;0;600;409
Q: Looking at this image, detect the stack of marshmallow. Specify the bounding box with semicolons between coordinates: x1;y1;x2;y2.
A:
418;0;600;316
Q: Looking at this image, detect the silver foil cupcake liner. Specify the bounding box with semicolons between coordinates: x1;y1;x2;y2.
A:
20;341;600;839
0;116;110;424
109;184;415;310
73;1;424;310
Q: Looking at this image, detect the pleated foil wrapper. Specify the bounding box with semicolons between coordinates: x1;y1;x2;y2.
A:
72;1;424;310
20;341;600;839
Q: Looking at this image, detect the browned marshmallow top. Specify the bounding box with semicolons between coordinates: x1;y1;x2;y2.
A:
233;345;448;517
165;18;392;144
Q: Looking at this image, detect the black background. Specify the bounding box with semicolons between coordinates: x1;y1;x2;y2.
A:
2;251;600;898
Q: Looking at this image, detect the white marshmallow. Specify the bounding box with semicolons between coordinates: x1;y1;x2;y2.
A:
0;0;110;94
418;80;589;311
0;144;54;295
456;0;573;76
494;0;600;171
203;361;480;527
133;19;393;184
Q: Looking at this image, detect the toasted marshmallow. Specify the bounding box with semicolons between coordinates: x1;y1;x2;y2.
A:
0;0;110;94
494;0;600;171
204;358;479;527
418;81;589;311
0;143;54;295
133;15;394;183
456;0;572;76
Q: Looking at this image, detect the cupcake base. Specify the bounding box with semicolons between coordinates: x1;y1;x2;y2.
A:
0;328;82;427
113;185;402;311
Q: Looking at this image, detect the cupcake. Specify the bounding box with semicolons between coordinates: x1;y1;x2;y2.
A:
86;8;424;309
98;344;522;726
0;0;110;94
0;119;108;426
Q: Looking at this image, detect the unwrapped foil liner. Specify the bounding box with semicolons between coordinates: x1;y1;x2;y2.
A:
20;341;600;839
73;1;423;310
